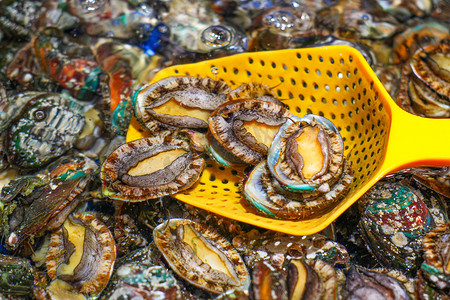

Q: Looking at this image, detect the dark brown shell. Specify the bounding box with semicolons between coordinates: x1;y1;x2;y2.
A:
134;76;231;131
101;130;205;202
242;160;353;220
208;99;294;165
287;259;338;299
420;223;450;292
153;218;250;294
45;213;116;297
227;82;284;106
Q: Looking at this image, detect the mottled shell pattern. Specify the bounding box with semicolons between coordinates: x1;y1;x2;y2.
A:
4;92;85;171
133;76;231;132
267;115;346;193
242;114;353;220
359;182;434;274
287;259;339;299
45;212;116;298
398;39;450;118
153;218;251;294
0;157;93;251
208;99;294;165
101;129;205;202
419;223;450;295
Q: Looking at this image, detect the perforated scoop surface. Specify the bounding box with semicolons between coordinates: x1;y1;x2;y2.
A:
127;46;450;235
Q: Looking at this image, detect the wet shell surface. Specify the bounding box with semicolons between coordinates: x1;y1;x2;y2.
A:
2;172;90;251
153;218;250;294
242;160;353;220
398;40;450;118
344;266;412;299
267;114;345;193
101;130;205;202
133;76;231;131
208;99;294;165
45;212;116;298
252;260;287;300
4;92;85;171
287;259;339;299
227;82;284;105
420;223;450;293
359;182;434;274
0;254;36;296
104;263;185;299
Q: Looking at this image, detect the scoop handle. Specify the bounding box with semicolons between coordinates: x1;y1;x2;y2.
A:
381;105;450;175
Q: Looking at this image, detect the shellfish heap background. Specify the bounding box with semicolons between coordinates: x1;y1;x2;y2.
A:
0;0;448;299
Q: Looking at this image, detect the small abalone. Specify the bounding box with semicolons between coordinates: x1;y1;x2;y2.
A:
208;99;294;165
287;259;339;299
153;218;250;295
101;130;205;202
267;115;345;194
133;76;231;132
242;160;353;220
3;92;85;171
45;212;116;298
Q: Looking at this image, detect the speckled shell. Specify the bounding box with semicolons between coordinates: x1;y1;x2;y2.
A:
101;130;205;202
252;260;287;300
242;160;353;220
359;182;434;274
133;76;231;132
0;254;36;296
103;263;185;299
420;223;450;293
410;41;450;99
45;212;116;298
267;114;344;193
208;99;294;165
287;259;339;299
3;173;90;251
233;231;350;278
4;92;85;171
153;218;250;294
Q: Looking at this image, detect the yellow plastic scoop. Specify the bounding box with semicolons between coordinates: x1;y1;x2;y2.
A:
127;46;450;235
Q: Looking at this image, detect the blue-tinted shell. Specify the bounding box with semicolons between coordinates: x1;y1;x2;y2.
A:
4;93;85;171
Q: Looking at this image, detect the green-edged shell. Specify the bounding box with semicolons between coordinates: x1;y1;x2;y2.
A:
133;76;231;132
45;212;116;298
0;254;36;296
101;130;205;202
420;223;450;294
1;168;91;251
359;182;434;274
153;218;250;294
4;92;85;171
208;99;294;165
242;160;353;220
267;114;344;193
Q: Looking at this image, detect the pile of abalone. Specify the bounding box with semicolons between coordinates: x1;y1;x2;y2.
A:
0;0;448;299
